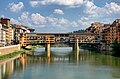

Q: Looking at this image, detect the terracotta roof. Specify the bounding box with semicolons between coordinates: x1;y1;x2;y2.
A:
12;25;21;29
0;18;10;20
12;24;35;32
104;24;111;26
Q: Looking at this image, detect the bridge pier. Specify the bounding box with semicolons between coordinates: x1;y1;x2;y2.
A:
73;39;80;51
45;43;51;58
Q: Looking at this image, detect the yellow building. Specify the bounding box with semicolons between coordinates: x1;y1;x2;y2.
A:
20;33;28;47
20;33;55;47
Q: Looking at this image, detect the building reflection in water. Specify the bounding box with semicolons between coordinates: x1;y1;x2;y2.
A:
0;48;120;79
0;54;27;79
27;49;82;64
26;49;80;64
20;53;27;70
0;59;14;79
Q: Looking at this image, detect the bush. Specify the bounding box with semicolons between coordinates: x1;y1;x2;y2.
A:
112;42;120;57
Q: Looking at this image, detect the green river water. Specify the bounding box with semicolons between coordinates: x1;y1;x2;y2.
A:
0;47;120;79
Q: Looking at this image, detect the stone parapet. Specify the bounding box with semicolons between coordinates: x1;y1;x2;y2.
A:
0;44;20;56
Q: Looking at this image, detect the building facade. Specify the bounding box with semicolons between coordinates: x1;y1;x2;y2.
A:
11;24;35;44
20;33;55;47
110;19;120;43
0;18;11;46
0;18;35;47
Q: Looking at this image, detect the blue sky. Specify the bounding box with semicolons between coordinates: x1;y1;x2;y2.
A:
0;0;120;32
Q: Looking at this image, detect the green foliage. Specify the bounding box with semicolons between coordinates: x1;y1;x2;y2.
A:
73;29;84;33
81;45;99;52
112;42;120;57
31;45;43;50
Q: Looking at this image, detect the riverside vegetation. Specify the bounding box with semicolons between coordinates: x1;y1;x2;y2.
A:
0;49;25;60
0;45;43;60
112;42;120;57
81;43;120;57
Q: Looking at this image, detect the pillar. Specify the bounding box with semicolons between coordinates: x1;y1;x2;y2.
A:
45;43;51;58
11;60;14;73
3;63;6;76
0;64;1;79
73;39;79;51
76;50;79;62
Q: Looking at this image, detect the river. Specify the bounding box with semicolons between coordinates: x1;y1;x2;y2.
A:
0;47;120;79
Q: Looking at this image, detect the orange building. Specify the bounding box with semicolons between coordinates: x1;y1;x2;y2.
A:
101;27;110;44
20;33;55;47
101;19;120;44
11;24;35;44
110;19;120;43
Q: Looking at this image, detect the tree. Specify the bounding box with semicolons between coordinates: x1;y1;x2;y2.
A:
112;41;120;57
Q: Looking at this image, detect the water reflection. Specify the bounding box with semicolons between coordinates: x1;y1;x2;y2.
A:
20;54;27;69
0;48;120;79
0;59;15;79
27;47;80;63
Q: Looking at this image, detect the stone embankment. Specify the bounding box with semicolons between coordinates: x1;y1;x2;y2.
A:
0;44;20;56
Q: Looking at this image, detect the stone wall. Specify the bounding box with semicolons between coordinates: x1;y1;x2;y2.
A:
0;44;20;56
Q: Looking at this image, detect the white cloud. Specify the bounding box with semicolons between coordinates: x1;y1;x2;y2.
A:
30;0;84;7
46;17;69;26
17;12;46;27
18;12;32;26
9;2;24;12
71;21;79;27
10;18;21;25
81;16;89;21
18;12;29;21
13;1;120;32
13;12;84;32
53;9;64;15
80;1;120;25
30;1;39;7
58;18;69;25
31;13;46;24
10;1;120;32
84;1;120;17
104;2;120;15
78;20;90;27
46;17;59;25
47;17;57;23
46;17;85;31
83;1;98;17
1;15;5;18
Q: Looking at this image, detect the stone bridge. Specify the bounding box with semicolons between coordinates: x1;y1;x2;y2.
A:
20;33;100;58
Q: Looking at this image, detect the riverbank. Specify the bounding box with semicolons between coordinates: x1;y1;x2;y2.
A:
0;49;25;60
0;44;20;56
0;46;35;60
0;54;20;65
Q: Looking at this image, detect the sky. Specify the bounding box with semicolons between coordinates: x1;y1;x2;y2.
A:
0;0;120;33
